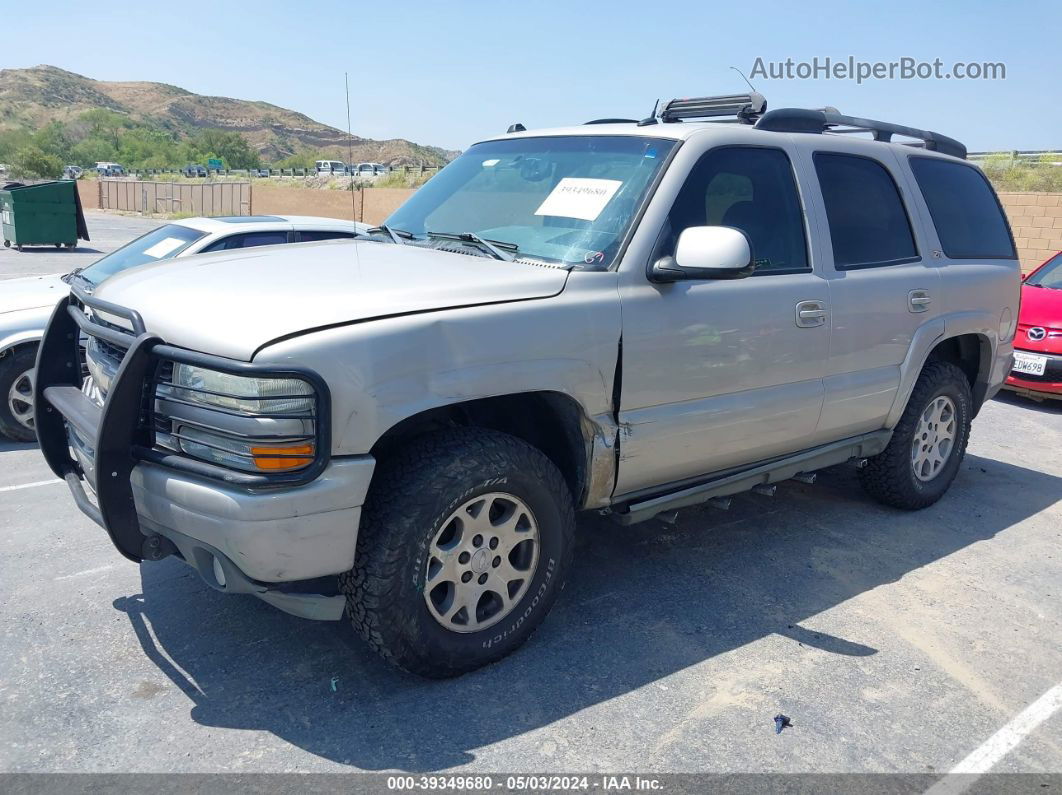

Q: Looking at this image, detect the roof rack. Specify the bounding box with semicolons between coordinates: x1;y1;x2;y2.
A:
755;108;967;159
658;92;766;124
584;118;638;125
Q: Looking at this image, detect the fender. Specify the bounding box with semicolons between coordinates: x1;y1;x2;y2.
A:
0;329;44;358
885;311;997;427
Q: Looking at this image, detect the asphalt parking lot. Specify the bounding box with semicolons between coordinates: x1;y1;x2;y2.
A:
0;211;160;281
1;212;1060;776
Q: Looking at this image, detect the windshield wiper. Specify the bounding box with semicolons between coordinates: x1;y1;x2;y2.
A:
368;225;415;245
60;267;84;284
426;231;517;262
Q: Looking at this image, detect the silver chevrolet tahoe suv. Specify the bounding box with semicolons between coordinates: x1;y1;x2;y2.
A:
35;95;1020;678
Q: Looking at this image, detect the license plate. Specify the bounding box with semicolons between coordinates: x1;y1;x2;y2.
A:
1012;351;1047;376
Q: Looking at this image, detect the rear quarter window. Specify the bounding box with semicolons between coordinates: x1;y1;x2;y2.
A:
909;157;1016;259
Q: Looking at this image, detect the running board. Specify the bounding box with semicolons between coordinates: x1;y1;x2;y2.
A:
613;430;892;525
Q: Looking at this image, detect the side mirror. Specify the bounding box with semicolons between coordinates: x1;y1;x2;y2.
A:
650;226;755;283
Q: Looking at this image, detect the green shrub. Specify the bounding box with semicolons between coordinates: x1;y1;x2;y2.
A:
981;153;1062;193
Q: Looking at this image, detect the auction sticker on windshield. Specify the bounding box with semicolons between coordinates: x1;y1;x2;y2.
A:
142;237;189;259
534;177;622;221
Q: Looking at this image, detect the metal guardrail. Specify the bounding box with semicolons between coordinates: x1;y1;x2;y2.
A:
967;150;1062;164
122;165;442;179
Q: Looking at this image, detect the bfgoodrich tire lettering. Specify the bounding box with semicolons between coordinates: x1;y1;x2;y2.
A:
340;428;575;678
859;360;972;510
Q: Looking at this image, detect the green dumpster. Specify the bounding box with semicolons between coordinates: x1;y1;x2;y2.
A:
1;180;89;252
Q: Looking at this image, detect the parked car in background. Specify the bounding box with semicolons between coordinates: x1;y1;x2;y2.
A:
1004;251;1062;400
0;215;369;441
182;164;208;178
316;160;346;175
354;162;386;176
95;162;125;177
34;95;1019;677
62;165;83;180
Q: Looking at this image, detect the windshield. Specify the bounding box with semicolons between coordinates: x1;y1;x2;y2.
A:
79;224;206;286
1026;252;1062;289
385;135;676;268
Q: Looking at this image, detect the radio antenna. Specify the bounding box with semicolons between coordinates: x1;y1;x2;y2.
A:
345;72;356;221
730;66;757;93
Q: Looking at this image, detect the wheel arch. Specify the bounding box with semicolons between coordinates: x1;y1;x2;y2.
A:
925;332;993;413
0;334;42;362
887;313;998;427
369;390;613;510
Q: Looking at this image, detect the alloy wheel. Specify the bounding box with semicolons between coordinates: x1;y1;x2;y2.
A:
424;492;540;633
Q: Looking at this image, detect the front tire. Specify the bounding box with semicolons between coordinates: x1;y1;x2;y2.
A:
340;428;575;678
0;347;38;442
859;361;972;510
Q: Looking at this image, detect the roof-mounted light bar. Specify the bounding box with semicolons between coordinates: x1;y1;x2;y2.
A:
659;92;766;124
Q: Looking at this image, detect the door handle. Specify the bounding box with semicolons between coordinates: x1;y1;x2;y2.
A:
909;289;932;313
795;300;827;328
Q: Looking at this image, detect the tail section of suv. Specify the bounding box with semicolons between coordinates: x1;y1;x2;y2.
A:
36;95;1019;677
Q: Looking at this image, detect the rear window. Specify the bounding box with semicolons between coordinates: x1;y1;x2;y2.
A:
909;157;1016;259
814;153;918;269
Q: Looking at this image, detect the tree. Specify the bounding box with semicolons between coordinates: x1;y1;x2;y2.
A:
193;129;261;169
0;128;33;164
32;121;72;161
11;146;63;178
272;152;316;170
79;109;128;150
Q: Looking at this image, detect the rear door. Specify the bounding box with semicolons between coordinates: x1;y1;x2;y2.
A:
796;142;942;444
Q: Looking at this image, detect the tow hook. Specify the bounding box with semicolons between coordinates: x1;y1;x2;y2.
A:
140;534;177;562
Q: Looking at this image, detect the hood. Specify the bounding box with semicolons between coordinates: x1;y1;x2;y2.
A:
93;240;569;360
1018;283;1062;328
0;273;69;314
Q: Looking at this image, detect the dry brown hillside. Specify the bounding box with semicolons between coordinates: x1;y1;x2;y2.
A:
0;64;458;165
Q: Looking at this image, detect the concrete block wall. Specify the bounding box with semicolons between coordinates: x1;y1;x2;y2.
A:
996;192;1062;272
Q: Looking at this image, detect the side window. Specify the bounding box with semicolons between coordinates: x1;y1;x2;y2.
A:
201;231;290;252
298;230;356;242
814;153;918;269
664;147;808;273
909;157;1016;259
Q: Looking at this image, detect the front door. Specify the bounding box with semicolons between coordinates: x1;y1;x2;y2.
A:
615;143;829;496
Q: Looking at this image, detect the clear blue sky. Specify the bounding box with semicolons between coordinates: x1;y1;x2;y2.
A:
5;0;1060;153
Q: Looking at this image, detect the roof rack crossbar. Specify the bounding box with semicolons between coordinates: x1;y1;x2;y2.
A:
754;108;966;159
660;92;766;124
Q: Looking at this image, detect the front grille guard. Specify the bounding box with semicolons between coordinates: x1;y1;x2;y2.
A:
35;287;331;562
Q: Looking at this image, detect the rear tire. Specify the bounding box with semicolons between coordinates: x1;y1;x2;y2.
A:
859;361;972;510
0;347;38;443
340;428;576;678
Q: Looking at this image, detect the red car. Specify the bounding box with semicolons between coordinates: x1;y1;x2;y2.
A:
1005;251;1062;400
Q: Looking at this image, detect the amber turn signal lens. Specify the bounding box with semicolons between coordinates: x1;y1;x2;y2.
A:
250;443;315;471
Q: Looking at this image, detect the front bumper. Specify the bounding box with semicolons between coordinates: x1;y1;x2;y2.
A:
34;290;374;621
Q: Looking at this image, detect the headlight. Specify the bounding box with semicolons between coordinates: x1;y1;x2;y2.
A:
159;363;320;474
171;364;314;414
177;426;315;473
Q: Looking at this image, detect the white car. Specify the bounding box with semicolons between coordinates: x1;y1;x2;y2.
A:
0;214;369;440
